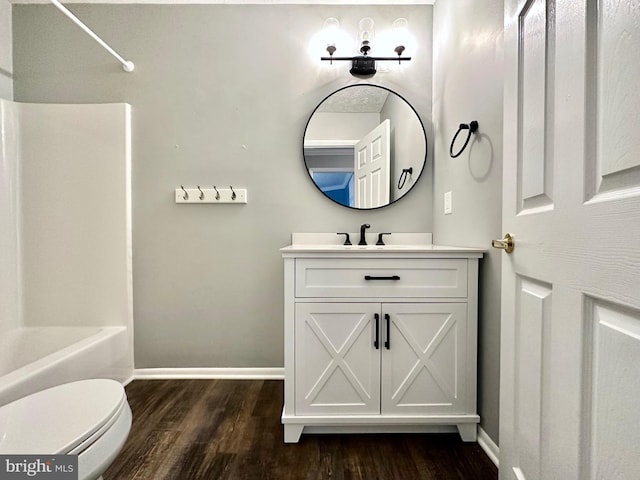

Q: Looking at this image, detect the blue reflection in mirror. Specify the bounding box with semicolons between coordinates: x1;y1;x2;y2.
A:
309;171;354;207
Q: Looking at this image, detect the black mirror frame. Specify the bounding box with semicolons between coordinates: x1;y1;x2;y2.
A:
302;83;428;210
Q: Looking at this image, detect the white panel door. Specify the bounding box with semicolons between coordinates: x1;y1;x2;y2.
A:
354;119;390;208
501;1;640;479
381;303;468;416
294;303;381;415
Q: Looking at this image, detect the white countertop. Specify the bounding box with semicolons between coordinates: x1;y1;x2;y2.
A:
281;233;485;256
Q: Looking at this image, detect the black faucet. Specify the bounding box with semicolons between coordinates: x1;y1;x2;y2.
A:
359;224;371;245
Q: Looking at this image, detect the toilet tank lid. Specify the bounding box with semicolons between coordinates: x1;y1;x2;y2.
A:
0;379;126;455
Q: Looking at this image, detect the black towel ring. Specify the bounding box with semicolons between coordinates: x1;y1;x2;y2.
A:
397;167;413;190
449;120;479;158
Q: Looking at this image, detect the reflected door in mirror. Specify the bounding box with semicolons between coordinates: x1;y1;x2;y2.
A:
355;119;390;208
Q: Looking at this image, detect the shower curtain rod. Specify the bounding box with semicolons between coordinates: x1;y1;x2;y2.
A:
50;0;135;72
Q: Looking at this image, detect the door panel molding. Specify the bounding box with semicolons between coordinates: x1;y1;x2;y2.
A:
513;276;552;480
581;297;640;480
517;0;555;213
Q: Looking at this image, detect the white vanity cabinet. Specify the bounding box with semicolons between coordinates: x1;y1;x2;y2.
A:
281;236;484;444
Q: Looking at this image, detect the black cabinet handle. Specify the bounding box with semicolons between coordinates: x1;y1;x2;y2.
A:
364;275;401;281
384;313;390;350
374;313;380;349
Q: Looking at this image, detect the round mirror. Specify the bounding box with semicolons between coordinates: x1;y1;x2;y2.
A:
303;84;427;209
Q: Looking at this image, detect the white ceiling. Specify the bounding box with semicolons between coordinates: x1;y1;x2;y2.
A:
317;85;389;113
12;0;434;4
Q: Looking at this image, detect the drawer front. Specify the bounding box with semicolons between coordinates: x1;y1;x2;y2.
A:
295;258;468;298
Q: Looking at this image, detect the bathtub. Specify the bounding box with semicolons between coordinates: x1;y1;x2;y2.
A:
0;326;131;406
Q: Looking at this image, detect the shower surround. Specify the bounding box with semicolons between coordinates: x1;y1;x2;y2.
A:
0;100;133;405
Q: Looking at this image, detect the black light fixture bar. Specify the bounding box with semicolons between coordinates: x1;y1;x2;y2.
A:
321;53;411;77
321;56;412;62
320;17;413;77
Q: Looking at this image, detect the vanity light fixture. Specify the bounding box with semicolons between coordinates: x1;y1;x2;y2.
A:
321;17;412;78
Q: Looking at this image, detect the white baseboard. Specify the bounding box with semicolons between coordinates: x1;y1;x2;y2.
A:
477;426;499;468
134;367;284;380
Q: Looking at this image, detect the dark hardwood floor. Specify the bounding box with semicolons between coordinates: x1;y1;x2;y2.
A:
104;380;498;480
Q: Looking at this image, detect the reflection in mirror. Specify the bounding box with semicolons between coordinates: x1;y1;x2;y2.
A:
303;84;427;209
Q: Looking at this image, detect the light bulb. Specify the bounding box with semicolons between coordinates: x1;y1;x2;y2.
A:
323;17;340;55
358;17;375;50
392;17;409;35
391;18;414;57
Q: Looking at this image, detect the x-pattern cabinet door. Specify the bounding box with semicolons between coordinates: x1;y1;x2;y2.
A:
294;303;381;415
382;303;468;415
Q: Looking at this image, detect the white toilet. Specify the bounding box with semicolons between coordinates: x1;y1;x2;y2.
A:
0;379;132;480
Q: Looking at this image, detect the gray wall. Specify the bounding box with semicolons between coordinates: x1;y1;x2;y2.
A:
380;92;426;201
433;0;504;444
13;4;433;369
305;112;380;141
0;0;11;99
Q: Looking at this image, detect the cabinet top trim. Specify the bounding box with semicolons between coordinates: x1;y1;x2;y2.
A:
282;248;484;258
283;233;484;257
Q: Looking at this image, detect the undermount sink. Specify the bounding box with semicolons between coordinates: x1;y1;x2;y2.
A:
281;233;485;254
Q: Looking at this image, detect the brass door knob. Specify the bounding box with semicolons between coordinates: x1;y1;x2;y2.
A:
492;233;514;253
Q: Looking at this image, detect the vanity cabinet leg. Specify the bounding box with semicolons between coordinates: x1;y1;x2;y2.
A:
284;424;304;443
456;424;477;442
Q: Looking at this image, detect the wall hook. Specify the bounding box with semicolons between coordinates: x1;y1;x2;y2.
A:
213;186;220;200
180;185;189;200
197;185;205;200
230;185;236;200
450;120;479;158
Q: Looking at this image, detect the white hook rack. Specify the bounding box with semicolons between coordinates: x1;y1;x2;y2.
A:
175;186;248;204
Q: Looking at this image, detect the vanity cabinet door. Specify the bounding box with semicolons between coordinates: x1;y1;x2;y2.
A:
381;303;468;415
294;303;381;415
